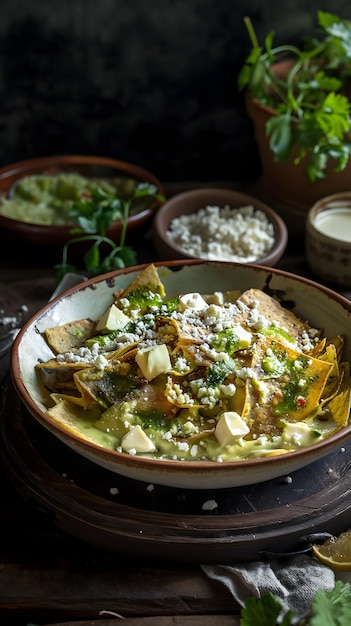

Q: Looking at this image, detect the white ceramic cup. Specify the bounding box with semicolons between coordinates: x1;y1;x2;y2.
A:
306;192;351;288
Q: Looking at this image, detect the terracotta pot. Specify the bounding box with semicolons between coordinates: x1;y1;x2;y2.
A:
245;62;351;213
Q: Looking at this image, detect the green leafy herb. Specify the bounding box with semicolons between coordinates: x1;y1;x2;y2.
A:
240;593;294;625
213;329;244;354
137;409;180;432
207;358;236;386
55;182;164;282
260;326;295;345
240;581;351;625
122;286;165;316
238;11;351;182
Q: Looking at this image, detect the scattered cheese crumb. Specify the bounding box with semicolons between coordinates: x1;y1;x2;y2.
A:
202;499;218;511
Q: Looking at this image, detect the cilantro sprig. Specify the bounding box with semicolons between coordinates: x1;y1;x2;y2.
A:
240;581;351;625
238;11;351;182
55;182;164;282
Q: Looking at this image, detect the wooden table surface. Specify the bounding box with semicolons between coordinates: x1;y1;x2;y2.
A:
0;181;350;626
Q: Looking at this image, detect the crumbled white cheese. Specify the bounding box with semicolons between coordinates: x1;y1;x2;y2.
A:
178;292;208;311
202;499;218;511
281;422;317;447
0;303;28;329
166;204;275;262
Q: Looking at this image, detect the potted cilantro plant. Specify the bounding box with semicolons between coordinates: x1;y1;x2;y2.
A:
238;11;351;211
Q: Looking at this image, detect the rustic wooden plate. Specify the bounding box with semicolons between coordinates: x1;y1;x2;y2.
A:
1;377;351;564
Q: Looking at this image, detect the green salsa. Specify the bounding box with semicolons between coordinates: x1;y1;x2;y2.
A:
0;172;143;225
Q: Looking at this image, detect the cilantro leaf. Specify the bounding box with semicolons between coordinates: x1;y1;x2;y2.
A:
240;593;295;625
239;12;351;182
239;582;351;626
55;182;164;282
207;358;236;386
310;581;351;626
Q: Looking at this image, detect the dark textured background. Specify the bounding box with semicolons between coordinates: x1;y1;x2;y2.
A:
0;0;350;183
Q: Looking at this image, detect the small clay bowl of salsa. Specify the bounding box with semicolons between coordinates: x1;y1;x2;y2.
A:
0;155;165;248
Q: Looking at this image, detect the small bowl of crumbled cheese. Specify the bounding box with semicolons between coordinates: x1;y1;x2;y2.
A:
153;188;288;266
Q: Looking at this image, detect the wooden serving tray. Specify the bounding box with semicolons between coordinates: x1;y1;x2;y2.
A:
1;376;351;564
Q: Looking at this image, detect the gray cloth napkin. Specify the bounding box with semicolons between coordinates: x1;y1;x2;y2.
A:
202;554;335;620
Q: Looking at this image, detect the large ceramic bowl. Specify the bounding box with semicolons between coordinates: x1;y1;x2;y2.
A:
0;154;164;247
153;188;288;266
11;260;351;489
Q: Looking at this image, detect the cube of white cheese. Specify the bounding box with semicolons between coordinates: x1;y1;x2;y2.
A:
178;292;208;311
135;343;171;380
231;325;252;349
204;304;223;320
281;422;318;447
215;411;250;446
96;304;130;333
121;425;156;453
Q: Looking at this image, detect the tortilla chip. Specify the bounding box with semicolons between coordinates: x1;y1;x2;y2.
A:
170;317;208;345
317;343;340;400
35;363;82;395
50;392;87;407
202;290;241;305
322;362;351;427
46;399;117;449
114;263;165;301
74;361;142;409
327;335;345;361
36;357;92;370
241;336;333;436
95;383;178;436
44;318;96;354
235;288;313;343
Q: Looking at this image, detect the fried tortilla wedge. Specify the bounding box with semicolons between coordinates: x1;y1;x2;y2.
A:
50;392;87;407
46;398;118;449
114;263;166;302
36;357;92;370
35;363;84;395
322;361;351;427
73;360;143;409
95;383;179;436
170;317;209;345
44;318;96;354
317;343;340;400
202;290;241;305
241;335;333;436
235;288;315;344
